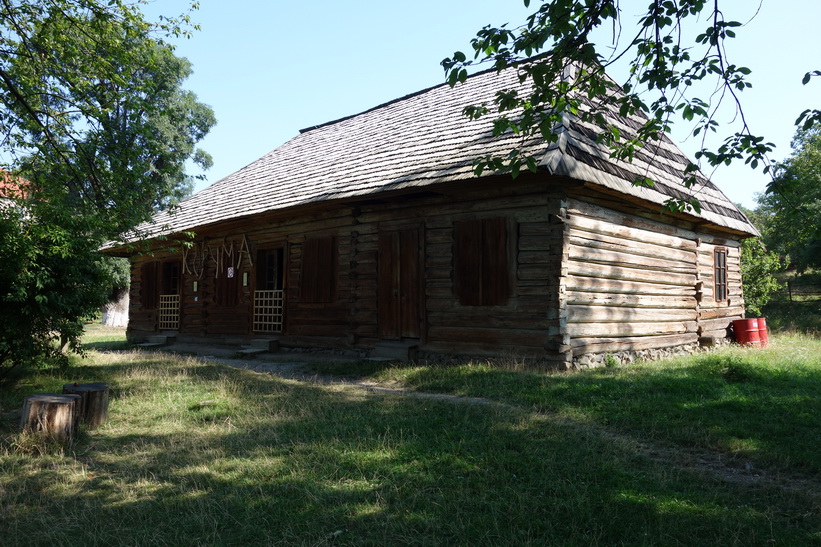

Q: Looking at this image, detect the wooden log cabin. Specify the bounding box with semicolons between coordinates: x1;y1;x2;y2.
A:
105;66;759;368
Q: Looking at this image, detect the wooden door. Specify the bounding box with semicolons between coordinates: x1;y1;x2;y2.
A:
378;227;421;340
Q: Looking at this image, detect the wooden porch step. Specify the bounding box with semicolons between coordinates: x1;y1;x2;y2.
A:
370;341;419;362
236;339;280;358
137;334;177;348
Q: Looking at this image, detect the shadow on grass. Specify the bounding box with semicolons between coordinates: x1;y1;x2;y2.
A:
764;299;821;334
82;340;134;352
3;360;818;545
380;348;821;475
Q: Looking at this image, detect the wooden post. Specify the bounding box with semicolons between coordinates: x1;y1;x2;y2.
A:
20;394;80;445
62;382;109;428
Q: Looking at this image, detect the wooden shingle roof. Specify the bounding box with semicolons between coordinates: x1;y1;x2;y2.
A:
130;66;758;242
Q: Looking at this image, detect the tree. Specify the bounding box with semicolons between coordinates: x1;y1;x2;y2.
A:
739;238;783;318
756;123;821;271
735;204;784;317
0;201;114;379
2;2;215;239
0;1;214;377
442;0;819;213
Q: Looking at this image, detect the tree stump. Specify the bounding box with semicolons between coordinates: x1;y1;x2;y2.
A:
19;393;81;446
62;383;109;428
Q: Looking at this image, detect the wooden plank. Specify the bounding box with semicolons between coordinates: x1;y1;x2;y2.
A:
517;264;549;281
568;245;697;274
566;197;700;243
516;284;553;296
570;333;698;353
700;328;731;340
427;311;550;330
425;242;452;258
425;298;455;312
425;267;451;280
427;326;548;347
518;235;552;251
425;255;452;268
566;292;696;309
567;261;696;287
699;316;740;332
569;321;698;337
698;306;745;320
425;229;453;244
567;305;698;323
566;277;695;295
567;228;695;264
565;213;697;251
519;223;554;236
518;251;552;264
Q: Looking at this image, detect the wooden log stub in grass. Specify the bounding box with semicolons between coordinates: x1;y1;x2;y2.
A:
19;393;81;445
62;382;109;428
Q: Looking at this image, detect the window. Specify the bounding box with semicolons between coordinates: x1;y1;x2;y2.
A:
453;217;510;306
162;261;180;295
714;248;728;302
257;248;284;291
301;235;336;303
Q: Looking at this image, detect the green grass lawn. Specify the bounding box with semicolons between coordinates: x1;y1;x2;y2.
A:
1;329;820;545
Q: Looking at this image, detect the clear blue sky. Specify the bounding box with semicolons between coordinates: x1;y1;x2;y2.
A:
148;0;820;210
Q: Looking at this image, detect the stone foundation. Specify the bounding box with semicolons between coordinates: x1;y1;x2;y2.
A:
571;341;727;369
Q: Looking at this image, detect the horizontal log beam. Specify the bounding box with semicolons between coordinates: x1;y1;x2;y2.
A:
570;333;699;353
567;305;698;323
569;320;697;338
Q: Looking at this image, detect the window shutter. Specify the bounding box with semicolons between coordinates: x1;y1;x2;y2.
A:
454;217;510;306
482;217;509;306
454;219;482;305
301;236;336;303
140;262;158;310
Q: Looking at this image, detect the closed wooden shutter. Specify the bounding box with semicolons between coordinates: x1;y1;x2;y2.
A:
140;262;158;310
454;219;482;305
454;217;510;306
301;235;336;303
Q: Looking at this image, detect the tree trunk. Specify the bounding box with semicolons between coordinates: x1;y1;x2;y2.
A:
20;393;81;445
62;383;109;428
102;287;129;327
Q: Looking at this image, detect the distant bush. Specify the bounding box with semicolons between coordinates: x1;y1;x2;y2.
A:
741;238;784;317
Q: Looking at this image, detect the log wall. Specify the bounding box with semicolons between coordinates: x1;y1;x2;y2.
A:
562;197;744;357
125;177;748;363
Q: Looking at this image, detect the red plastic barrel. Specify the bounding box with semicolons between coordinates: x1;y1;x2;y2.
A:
757;317;769;348
733;318;761;347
